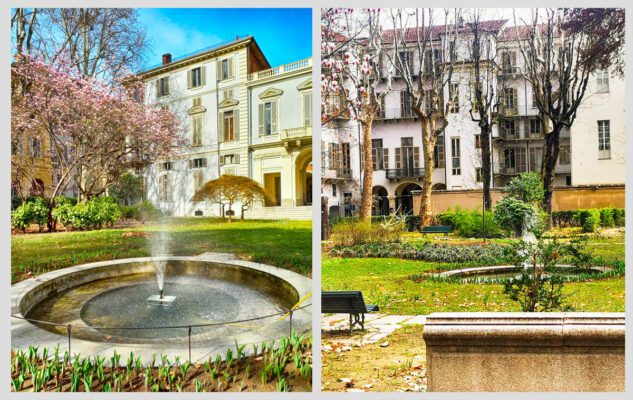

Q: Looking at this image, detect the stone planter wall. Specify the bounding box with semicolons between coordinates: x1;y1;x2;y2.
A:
423;312;625;392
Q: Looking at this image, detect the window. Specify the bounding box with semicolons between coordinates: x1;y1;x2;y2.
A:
529;118;542;137
476;167;483;183
160;161;173;171
156;76;170;97
302;92;312;127
221;110;237;141
159;173;173;202
449;83;460;113
192;169;204;193
529;147;542;172
504;148;516;169
559;144;571;165
397;51;412;75
565;175;572;186
423;49;441;74
371;139;387;170
501;88;517;114
259;101;278;135
220;154;239;165
501;119;518;137
596;70;609;93
504;147;527;173
189;66;205;88
474;134;481;149
531;87;538;108
189;158;207;169
192;115;203;146
332;184;337;197
434;135;445;168
423;89;433;114
218;58;234;80
400;90;413;117
30;137;42;158
451;137;461;175
501;51;517;73
598;120;611;159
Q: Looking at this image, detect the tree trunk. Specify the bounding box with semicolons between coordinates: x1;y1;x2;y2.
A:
541;126;562;219
480;124;493;210
419;119;435;227
359;120;374;221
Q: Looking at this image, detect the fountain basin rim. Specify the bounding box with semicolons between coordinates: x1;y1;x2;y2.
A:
436;264;611;279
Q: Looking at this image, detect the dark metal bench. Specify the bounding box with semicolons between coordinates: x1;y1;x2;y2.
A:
322;291;379;332
420;225;452;236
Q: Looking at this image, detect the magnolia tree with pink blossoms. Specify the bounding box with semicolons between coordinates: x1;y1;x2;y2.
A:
11;54;183;230
322;8;391;221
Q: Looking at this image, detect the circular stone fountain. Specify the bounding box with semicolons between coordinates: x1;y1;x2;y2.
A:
11;253;311;361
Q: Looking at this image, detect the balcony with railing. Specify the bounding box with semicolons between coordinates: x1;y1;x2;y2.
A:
386;168;425;180
248;58;312;81
496;164;528;175
377;107;417;120
281;126;312;149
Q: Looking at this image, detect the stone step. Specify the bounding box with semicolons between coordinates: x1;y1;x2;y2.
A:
244;206;312;220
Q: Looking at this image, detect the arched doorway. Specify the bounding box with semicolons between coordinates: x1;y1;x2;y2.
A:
395;182;422;215
432;183;446;191
295;147;312;206
372;186;389;216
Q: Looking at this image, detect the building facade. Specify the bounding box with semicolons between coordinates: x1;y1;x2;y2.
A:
322;21;625;218
138;36;312;219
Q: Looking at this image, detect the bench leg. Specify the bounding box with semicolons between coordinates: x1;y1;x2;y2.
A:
361;313;365;331
349;313;353;333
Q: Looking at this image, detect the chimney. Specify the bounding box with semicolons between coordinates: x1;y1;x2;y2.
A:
235;35;239;41
162;53;172;65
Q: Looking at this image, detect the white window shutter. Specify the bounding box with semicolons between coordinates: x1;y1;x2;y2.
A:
218;112;224;142
413;147;420;168
235;154;240;164
202;157;207;168
271;101;278;133
217;61;222;80
303;92;312;126
201;66;206;85
234;109;239;139
188;159;193;169
258;104;264;135
155;79;160;97
187;70;192;89
164;77;170;95
395;148;402;169
229;57;235;78
219;156;225;166
383;149;389;169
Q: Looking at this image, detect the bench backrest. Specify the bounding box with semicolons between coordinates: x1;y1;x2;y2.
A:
322;291;368;314
421;225;451;233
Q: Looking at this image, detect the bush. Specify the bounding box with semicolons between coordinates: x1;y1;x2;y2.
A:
612;208;625;227
11;197;48;232
494;197;534;237
599;208;615;228
121;200;162;222
437;207;503;238
330;219;404;246
52;196;121;231
577;209;601;233
330;241;513;265
505;172;544;205
551;210;577;227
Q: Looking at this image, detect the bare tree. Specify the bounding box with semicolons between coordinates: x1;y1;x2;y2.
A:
322;9;391;221
464;11;505;210
511;8;625;217
30;8;148;83
384;8;461;226
11;8;38;54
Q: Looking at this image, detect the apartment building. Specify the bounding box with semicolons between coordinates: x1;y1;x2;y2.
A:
138;36;312;219
322;21;625;217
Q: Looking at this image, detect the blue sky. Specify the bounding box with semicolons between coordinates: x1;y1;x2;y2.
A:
138;8;312;70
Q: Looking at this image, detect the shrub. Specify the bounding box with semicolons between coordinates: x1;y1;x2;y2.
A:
494;197;534;237
599;208;615;228
577;209;601;233
121;200;162;222
330;219;404;246
405;215;422;232
11;197;48;232
438;207;503;238
329;241;513;265
52;196;121;231
551;210;578;227
612;208;625;227
505;172;544;205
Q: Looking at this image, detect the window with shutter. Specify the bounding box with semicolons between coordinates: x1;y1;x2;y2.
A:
223;111;235;141
413;147;420;168
451;137;461;175
383;148;389;169
395;148;402;169
303;92;312;127
192;115;203;146
258;104;265;135
434;135;445;168
271;101;278;134
598;120;611;159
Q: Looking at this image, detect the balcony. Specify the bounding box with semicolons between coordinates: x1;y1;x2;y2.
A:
498;66;520;77
281;126;312;149
248;58;312;81
377;107;417;120
498;105;519;117
335;169;352;180
496;165;528;175
386;168;425;180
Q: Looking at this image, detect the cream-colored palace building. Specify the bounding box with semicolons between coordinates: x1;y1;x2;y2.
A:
138;36;312;219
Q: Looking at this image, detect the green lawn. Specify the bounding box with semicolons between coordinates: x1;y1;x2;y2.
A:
322;232;625;314
12;218;311;283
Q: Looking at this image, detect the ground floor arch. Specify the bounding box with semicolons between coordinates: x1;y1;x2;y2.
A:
395;182;422;215
372;186;389;216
